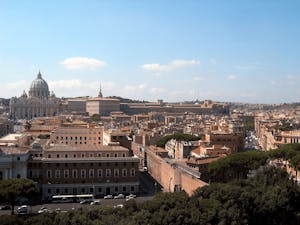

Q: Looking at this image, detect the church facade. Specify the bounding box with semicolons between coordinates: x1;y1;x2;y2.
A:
10;72;61;119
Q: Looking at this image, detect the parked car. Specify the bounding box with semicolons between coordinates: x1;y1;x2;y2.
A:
126;194;136;199
17;205;29;214
90;200;101;205
103;195;113;199
80;199;93;204
126;197;135;201
113;204;123;209
114;194;125;199
38;206;48;214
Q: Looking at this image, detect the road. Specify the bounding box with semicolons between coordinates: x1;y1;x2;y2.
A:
0;196;153;215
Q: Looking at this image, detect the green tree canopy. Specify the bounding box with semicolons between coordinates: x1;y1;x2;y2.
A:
0;179;39;214
90;114;101;122
208;150;268;182
155;132;200;147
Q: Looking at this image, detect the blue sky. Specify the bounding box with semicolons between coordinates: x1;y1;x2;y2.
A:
0;1;300;103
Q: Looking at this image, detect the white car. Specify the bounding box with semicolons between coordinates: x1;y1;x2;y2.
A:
113;204;123;209
103;195;113;199
126;196;135;201
126;194;136;199
114;194;125;199
38;206;48;214
17;205;29;214
90;200;101;205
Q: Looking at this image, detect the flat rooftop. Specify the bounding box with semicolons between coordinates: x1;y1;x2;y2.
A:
0;133;23;142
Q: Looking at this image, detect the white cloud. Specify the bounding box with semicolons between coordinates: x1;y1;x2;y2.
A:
141;59;200;72
61;57;107;70
227;75;237;80
0;80;28;98
48;79;116;97
6;80;27;90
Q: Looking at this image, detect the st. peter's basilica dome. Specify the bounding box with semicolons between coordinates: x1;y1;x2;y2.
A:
28;71;50;99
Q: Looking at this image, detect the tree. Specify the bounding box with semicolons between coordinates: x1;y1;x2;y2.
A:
0;179;39;215
208;151;268;182
90;114;100;122
155;133;200;148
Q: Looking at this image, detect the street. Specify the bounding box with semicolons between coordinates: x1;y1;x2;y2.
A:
0;196;153;215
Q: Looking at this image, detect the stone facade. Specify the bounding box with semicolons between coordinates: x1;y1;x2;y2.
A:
10;72;61;119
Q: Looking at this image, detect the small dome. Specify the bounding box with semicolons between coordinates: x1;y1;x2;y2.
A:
29;71;50;99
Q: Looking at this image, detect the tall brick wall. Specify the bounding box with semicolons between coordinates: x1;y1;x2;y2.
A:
147;149;207;195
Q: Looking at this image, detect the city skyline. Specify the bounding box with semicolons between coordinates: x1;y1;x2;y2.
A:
1;1;300;103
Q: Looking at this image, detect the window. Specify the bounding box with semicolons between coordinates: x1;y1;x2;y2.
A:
98;169;102;177
106;169;111;177
47;170;52;178
81;154;85;158
89;169;94;178
131;186;134;192
114;153;118;158
115;186;118;192
130;168;135;177
65;154;68;158
114;169;119;177
72;169;77;178
122;153;126;157
106;153;110;158
122;186;126;192
73;154;76;158
64;170;69;178
122;169;127;177
48;154;51;158
55;170;60;178
98;153;101;157
81;169;86;178
65;188;69;193
98;187;102;193
56;154;60;158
